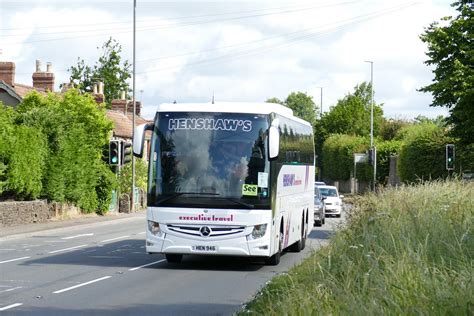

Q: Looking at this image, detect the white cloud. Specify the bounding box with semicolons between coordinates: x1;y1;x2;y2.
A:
1;0;457;120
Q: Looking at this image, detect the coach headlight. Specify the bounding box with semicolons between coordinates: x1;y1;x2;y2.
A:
248;224;267;240
148;220;161;235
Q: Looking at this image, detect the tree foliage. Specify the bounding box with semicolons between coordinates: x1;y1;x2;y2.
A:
321;82;384;138
266;92;318;126
420;1;474;145
68;37;131;107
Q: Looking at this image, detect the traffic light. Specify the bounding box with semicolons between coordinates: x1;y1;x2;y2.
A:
109;140;121;166
368;148;374;166
121;141;132;165
446;144;455;170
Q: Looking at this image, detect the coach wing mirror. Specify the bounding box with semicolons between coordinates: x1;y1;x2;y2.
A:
268;119;280;160
133;123;154;158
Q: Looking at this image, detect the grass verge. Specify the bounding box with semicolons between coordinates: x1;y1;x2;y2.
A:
239;180;473;315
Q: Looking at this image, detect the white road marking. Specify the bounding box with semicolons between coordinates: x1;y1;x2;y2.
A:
137;232;146;235
0;303;23;311
48;244;88;254
101;235;130;243
129;259;166;271
61;233;94;240
53;276;112;294
0;256;31;264
0;286;23;293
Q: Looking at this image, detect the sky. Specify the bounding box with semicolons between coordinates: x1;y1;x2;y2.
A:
0;0;456;120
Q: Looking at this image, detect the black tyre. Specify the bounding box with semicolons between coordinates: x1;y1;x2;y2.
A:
291;215;307;252
165;254;183;263
266;228;283;265
315;220;322;227
301;215;307;251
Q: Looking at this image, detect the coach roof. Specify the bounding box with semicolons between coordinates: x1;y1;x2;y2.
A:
156;102;311;126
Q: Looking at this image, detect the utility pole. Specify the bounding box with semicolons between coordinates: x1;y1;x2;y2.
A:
365;60;376;190
131;0;136;211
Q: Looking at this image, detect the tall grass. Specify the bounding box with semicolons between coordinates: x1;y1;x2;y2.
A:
240;180;473;315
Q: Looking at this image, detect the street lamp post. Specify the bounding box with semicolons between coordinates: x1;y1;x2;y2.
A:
315;86;323;118
365;60;376;190
131;0;137;210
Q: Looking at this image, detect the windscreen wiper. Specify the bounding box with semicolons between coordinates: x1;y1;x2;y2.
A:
157;192;219;204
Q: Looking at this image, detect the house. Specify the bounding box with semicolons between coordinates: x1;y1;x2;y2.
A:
0;60;51;108
0;60;152;157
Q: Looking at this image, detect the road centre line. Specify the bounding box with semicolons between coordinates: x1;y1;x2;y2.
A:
53;276;112;294
101;235;130;243
48;244;88;254
137;232;146;235
0;286;23;293
129;259;166;271
0;256;31;264
0;303;23;311
61;233;94;240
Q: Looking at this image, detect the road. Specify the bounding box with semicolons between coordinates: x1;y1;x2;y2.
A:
0;211;346;315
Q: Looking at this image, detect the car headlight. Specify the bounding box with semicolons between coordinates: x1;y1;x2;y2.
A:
248;224;267;240
148;220;161;235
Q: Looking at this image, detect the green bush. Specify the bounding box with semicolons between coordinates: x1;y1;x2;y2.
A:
375;139;403;184
6;125;47;199
15;90;117;213
118;158;148;196
398;123;453;182
0;105;48;199
322;134;371;181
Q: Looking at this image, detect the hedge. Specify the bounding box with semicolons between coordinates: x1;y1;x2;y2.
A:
1;90;117;213
398;123;453;183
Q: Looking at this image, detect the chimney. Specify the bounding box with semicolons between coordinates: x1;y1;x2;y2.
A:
32;60;55;92
127;100;141;116
93;82;105;104
0;62;15;87
111;99;127;113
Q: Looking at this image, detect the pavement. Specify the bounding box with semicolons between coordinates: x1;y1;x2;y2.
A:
0;210;145;241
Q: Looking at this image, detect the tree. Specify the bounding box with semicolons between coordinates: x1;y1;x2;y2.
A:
68;37;132;107
321;82;384;137
284;92;318;126
266;92;318;125
420;1;474;146
265;97;284;105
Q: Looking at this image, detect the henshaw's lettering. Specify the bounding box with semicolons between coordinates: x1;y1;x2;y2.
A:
168;118;252;132
178;214;235;222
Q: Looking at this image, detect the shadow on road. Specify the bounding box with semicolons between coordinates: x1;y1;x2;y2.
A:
19;239;264;272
